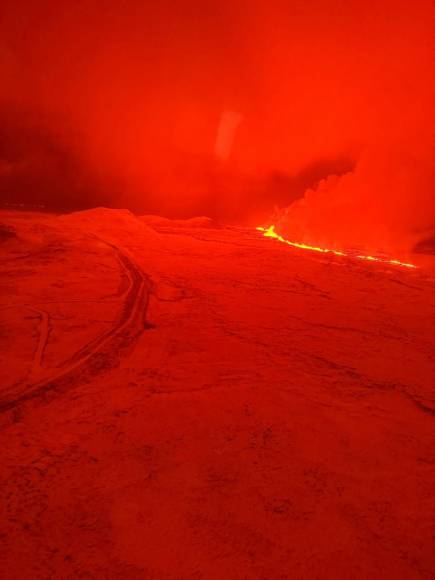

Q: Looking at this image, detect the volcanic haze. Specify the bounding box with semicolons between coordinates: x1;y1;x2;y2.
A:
0;0;434;251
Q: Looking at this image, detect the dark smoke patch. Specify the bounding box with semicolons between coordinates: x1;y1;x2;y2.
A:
0;103;109;212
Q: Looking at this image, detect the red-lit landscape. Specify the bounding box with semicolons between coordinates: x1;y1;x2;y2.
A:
1;1;434;578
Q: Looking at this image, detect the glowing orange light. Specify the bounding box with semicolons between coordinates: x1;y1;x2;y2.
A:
256;226;416;269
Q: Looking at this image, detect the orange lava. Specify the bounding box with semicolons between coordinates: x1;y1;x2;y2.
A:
256;226;417;269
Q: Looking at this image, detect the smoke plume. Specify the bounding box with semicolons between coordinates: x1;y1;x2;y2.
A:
0;0;433;249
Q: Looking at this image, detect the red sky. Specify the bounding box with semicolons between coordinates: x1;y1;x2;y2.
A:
0;0;433;247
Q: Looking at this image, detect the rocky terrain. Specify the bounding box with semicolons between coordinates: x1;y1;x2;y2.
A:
0;208;434;579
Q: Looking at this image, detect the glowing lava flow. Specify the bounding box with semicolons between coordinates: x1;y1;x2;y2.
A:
256;226;417;269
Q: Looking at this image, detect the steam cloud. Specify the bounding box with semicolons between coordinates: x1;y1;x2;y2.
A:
0;0;433;249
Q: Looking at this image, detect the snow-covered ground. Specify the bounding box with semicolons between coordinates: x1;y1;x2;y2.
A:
0;209;434;578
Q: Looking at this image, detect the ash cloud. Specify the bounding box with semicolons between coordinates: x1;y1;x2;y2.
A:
0;0;433;249
0;103;112;210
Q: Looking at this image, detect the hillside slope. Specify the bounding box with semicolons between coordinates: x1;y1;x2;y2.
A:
0;209;434;579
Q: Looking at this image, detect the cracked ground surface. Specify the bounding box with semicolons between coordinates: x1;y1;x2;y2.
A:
0;208;434;579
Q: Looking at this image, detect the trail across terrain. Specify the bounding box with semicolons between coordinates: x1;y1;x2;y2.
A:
0;237;153;413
